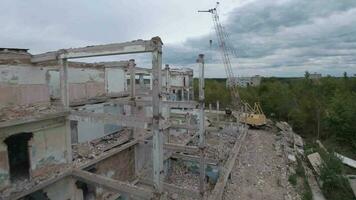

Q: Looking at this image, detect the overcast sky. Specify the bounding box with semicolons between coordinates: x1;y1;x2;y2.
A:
1;0;355;77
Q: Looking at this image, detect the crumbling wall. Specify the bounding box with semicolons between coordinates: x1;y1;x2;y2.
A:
94;147;135;199
43;177;83;200
76;103;123;143
0;141;10;188
105;67;126;95
47;68;106;101
0;117;69;183
30;124;68;175
0;65;50;108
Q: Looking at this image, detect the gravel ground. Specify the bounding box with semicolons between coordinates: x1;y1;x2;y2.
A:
223;129;300;200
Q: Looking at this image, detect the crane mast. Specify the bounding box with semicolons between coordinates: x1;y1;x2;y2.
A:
198;3;241;108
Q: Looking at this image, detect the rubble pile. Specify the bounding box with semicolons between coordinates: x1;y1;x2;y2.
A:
275;121;304;163
166;161;200;199
223;122;303;200
0;164;71;198
0;104;61;122
73;129;132;166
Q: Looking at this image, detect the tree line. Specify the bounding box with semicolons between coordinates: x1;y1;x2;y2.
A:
194;73;356;157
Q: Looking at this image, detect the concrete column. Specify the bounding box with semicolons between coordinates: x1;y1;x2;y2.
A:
181;88;184;101
59;58;72;164
152;47;163;194
165;64;170;94
59;58;69;108
129;59;136;99
197;54;206;196
139;74;144;89
209;103;212;112
217;101;220;123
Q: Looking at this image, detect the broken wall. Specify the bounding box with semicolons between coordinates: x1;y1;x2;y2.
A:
105;67;126;95
43;177;83;200
93;147;135;199
75;103;124;143
48;68;106;101
0;65;50;109
0;116;70;186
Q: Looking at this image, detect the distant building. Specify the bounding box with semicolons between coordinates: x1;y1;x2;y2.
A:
309;72;322;80
227;75;262;87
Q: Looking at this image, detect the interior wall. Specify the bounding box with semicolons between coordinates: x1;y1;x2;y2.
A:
47;68;106;101
0;65;50;108
0;141;10;187
76;104;123;143
0;117;69;182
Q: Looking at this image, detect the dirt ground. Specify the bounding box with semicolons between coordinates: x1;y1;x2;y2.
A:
223;129;300;200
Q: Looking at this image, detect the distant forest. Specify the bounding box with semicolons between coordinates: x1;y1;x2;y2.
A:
194;73;356;158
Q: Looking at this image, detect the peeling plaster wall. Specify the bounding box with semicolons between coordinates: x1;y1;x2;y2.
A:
0;117;69;186
94;147;134;200
105;68;126;94
44;177;83;200
0;141;9;188
47;68;106;101
30;125;67;171
0;65;50;108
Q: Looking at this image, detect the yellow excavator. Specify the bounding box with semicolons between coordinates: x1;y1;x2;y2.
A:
199;2;266;127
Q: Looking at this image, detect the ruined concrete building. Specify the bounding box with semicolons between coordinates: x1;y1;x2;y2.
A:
0;37;245;200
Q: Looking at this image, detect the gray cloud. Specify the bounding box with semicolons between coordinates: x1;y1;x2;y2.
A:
164;0;356;77
1;0;355;77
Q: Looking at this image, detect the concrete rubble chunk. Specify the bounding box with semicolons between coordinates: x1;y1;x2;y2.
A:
276;121;293;132
335;153;356;169
307;152;323;175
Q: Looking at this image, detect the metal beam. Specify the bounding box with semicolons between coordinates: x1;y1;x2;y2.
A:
72;169;153;199
69;111;151;128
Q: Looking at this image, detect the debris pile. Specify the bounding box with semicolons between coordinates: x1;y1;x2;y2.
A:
0;104;62;122
73;129;132;167
0;164;71;198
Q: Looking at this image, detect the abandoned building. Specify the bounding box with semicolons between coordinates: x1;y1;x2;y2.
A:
0;37;250;200
226;75;262;88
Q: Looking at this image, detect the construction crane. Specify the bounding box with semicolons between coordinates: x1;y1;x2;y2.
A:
199;2;266;127
198;2;241;108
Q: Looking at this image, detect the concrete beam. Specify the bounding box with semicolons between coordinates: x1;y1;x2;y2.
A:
164;143;199;154
0;111;68;128
164;101;198;109
69;111;151;128
72;169;153;199
170;123;198;131
171;153;218;166
31;37;163;62
110;98;197;109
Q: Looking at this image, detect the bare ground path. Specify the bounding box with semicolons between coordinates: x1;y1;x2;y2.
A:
223;129;299;200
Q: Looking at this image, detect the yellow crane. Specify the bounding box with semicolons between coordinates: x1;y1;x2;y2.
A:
199;2;266;127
